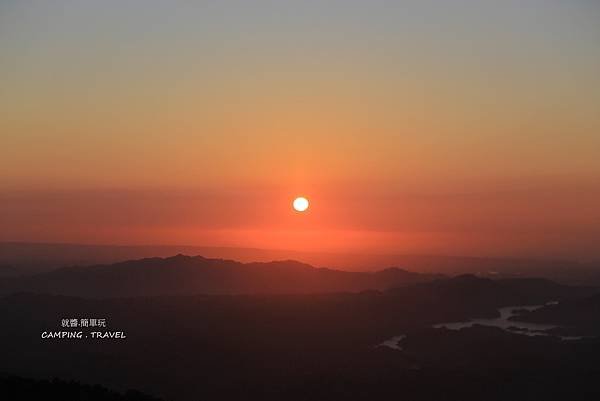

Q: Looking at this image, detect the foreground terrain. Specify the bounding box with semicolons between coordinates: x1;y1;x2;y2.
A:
0;256;599;400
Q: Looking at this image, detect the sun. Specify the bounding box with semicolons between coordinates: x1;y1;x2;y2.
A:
292;196;309;212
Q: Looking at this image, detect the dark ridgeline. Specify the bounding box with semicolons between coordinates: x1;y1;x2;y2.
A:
0;256;599;401
3;253;597;299
3;242;599;285
0;255;445;297
0;375;163;401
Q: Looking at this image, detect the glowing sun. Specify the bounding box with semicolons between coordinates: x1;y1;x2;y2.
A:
293;197;309;212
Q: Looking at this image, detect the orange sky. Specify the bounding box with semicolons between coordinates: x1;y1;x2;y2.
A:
1;1;600;260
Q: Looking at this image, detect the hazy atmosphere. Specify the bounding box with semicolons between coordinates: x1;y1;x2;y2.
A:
3;2;600;401
2;1;600;259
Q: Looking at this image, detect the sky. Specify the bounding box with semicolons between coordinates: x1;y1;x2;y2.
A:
1;1;600;260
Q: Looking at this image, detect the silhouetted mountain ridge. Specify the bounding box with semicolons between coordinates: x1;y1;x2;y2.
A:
4;242;599;285
0;255;444;297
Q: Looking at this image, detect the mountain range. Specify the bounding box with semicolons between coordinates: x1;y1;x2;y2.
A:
2;242;598;285
1;253;595;303
0;255;444;297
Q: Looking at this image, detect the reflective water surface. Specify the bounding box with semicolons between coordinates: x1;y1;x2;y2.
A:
379;302;583;350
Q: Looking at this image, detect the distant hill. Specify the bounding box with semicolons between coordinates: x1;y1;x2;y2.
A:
0;254;592;302
387;274;595;315
2;242;598;285
0;255;445;297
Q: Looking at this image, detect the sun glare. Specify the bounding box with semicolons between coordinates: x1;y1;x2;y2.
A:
293;197;309;212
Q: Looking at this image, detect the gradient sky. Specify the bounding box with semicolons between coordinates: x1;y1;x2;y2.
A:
1;1;600;260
